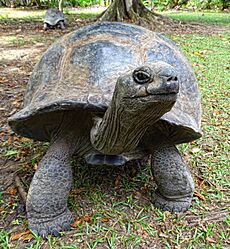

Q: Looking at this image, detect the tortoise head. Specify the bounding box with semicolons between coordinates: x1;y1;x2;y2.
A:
91;61;180;155
114;61;179;118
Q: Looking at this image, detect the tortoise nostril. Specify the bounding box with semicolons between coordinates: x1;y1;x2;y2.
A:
167;76;178;82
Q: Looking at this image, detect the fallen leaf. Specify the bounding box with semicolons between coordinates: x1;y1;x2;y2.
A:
191;147;200;153
206;237;216;243
101;217;110;223
194;191;206;201
10;230;30;241
9;199;15;206
6;187;17;195
33;163;38;171
20;137;31;143
115;175;120;186
213;111;220;116
194;51;202;57
72;188;85;194
200;49;208;54
198;179;205;187
159;233;170;239
83;216;91;222
199;223;207;232
137;228;146;236
70;218;82;228
22;233;33;242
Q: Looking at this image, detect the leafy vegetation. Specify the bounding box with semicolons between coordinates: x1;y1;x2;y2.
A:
0;8;229;249
186;0;229;10
0;0;229;10
67;0;100;7
0;7;229;26
152;0;229;10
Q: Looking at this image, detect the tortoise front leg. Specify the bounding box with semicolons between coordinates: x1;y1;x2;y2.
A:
59;21;65;30
27;136;74;237
151;143;194;213
43;23;49;31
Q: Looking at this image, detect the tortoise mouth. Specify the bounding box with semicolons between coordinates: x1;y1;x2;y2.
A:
137;92;178;103
130;91;178;100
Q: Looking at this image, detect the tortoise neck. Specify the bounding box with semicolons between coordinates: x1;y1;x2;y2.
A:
90;98;162;155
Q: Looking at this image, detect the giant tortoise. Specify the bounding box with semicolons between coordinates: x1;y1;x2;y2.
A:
43;9;65;30
9;22;202;237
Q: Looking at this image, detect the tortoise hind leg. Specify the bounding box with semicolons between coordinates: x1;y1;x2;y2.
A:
151;143;194;213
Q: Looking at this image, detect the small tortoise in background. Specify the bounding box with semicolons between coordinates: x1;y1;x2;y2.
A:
9;22;202;237
43;9;65;30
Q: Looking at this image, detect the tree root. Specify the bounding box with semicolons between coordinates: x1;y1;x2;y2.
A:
0;161;23;191
0;161;23;173
14;175;27;204
97;1;228;34
98;0;175;31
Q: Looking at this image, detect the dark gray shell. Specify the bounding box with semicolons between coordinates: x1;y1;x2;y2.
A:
44;9;65;26
9;22;201;144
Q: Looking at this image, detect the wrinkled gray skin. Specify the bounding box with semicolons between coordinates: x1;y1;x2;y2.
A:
9;22;201;238
44;9;65;31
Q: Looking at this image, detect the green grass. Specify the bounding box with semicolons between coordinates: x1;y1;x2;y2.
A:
0;33;57;47
64;8;103;19
171;33;230;195
0;8;44;23
163;11;230;26
0;230;9;249
1;7;229;26
0;8;229;249
0;7;101;24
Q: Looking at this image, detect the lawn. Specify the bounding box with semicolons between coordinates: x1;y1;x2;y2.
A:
0;7;229;249
1;7;229;25
164;11;230;26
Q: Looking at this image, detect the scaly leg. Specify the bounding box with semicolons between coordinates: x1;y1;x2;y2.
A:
59;21;65;30
26;134;75;237
43;23;48;31
25;111;92;238
151;143;194;213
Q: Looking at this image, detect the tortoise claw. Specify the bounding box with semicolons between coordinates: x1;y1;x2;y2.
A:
40;229;48;239
28;209;73;238
51;228;61;237
62;222;71;231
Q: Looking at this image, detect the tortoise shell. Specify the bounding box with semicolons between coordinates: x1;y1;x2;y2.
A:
9;22;201;144
44;9;65;26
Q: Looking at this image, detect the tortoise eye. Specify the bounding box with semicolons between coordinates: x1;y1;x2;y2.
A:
133;67;152;84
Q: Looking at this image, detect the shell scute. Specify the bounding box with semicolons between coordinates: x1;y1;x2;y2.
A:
44;9;65;26
9;22;201;143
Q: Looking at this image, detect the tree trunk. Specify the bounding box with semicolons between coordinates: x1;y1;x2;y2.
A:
98;0;172;28
222;0;229;10
58;0;63;12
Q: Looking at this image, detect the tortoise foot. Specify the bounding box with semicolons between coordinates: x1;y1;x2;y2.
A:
152;190;192;213
28;209;73;238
